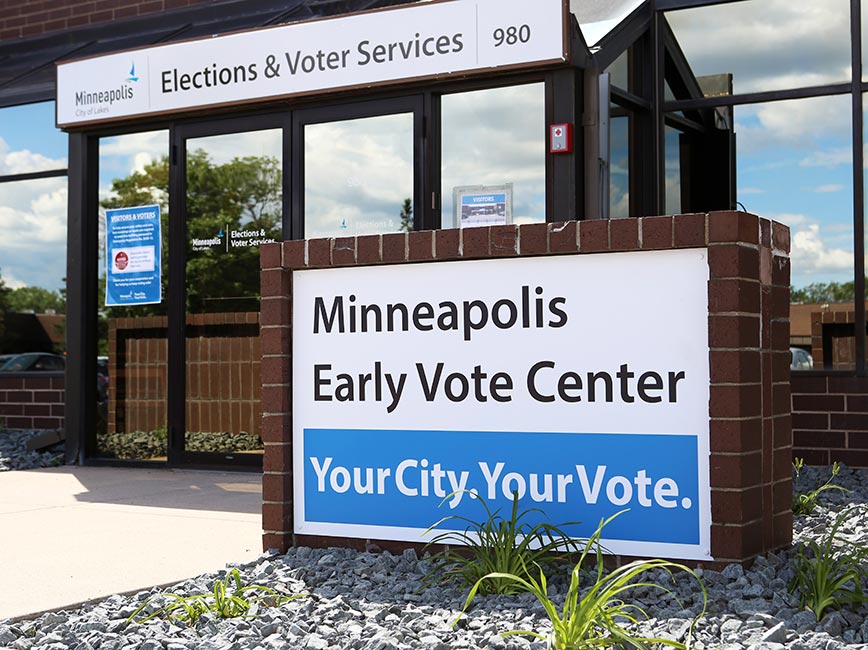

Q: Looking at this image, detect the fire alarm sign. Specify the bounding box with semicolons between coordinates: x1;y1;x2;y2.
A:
550;123;573;154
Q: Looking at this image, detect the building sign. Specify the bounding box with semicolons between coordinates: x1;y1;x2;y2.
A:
292;250;712;560
56;0;568;127
105;205;162;307
455;184;513;228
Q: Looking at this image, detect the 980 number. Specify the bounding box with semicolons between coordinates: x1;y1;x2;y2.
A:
493;24;531;47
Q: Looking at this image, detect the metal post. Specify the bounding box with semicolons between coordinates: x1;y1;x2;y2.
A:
852;0;865;375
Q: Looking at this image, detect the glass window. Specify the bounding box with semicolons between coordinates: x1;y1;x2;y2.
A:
665;126;682;216
0;101;67;174
667;0;851;94
304;113;413;239
735;95;853;370
610;113;630;219
0;178;68;291
606;51;629;90
97;130;170;460
441;83;546;229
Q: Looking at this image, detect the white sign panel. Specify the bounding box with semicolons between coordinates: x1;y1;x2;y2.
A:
56;0;567;126
292;250;713;560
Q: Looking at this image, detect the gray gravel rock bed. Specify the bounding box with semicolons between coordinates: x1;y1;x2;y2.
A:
1;465;867;649
0;430;63;471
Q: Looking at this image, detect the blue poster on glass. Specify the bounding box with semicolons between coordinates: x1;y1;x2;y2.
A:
105;205;162;307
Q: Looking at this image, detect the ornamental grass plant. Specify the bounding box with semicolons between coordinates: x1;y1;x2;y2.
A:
458;511;707;650
788;505;868;620
127;568;305;625
424;490;580;595
792;457;849;515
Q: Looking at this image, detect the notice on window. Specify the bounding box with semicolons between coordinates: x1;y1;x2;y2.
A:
455;184;513;228
105;205;162;307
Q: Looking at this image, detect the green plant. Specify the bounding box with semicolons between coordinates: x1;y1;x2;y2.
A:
458;511;707;650
788;505;868;620
424;490;580;595
127;568;304;625
792;457;849;515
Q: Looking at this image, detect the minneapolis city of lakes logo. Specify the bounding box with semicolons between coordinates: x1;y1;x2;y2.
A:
73;62;138;117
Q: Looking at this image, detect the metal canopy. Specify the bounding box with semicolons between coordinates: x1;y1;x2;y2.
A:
0;0;411;109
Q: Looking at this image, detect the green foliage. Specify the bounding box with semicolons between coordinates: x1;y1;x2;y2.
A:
399;198;413;233
792;458;849;515
127;568;304;625
424;491;580;595
790;280;867;304
100;150;281;316
788;506;868;620
458;511;706;650
6;286;65;313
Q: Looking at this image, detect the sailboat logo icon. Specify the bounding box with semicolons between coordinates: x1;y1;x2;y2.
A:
127;63;139;83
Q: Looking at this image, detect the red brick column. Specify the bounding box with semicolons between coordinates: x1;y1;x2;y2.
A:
260;211;792;563
260;243;294;551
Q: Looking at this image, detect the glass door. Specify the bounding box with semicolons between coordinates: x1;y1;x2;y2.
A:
170;116;288;467
293;97;424;238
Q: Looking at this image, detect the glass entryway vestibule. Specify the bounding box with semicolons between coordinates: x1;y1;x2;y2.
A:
79;79;552;469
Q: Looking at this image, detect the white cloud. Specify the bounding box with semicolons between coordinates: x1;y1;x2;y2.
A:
790;223;853;276
739;187;765;195
0;137;67;175
800;147;852;168
0;179;68;290
667;0;851;94
814;184;845;193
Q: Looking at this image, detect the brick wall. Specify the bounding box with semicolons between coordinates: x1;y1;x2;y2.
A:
0;0;204;40
260;211;793;564
0;373;64;429
108;312;261;436
791;374;868;467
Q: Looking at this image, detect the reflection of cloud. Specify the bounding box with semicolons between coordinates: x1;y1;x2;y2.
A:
735;97;850;153
740;187;765;195
0;179;68;290
800;147;852;168
814;184;844;193
99;130;169;186
187;129;281;167
305;115;412;238
441;84;546;227
667;1;850;94
791;224;853;275
0;137;67;175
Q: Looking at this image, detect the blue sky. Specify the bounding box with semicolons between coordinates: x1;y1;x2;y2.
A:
0;1;861;292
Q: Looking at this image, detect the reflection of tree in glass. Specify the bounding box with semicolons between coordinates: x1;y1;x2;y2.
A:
99;151;282;315
399;198;413;233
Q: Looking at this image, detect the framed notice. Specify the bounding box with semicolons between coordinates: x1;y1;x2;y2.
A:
105;205;162;307
454;184;513;229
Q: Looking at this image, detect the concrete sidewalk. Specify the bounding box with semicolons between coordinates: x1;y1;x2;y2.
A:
0;466;262;620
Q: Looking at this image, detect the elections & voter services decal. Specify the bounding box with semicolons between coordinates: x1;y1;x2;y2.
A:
292;250;712;560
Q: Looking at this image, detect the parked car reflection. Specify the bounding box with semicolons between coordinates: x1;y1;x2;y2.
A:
0;352;65;371
790;347;813;371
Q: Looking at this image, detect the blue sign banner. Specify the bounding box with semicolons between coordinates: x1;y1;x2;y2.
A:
303;428;700;546
105;205;162;307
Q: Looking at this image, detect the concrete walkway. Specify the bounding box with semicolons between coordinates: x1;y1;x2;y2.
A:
0;466;262;620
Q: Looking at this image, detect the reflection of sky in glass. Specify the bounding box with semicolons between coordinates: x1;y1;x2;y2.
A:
668;0;850;95
0;101;66;173
441;84;545;228
0;102;67;290
99;131;169;270
665;127;681;216
305;113;413;239
0;178;68;290
735;96;853;287
187;129;282;229
610;115;629;218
